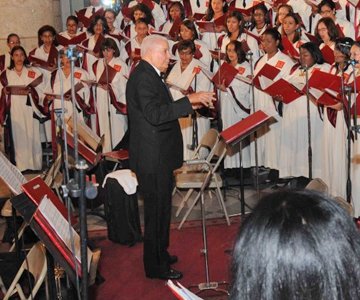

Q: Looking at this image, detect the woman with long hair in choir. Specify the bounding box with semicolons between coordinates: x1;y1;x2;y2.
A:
279;42;330;180
281;12;309;61
321;37;354;200
252;28;294;173
92;38;128;152
159;1;185;38
315;17;338;64
201;0;228;50
167;40;211;160
172;19;211;66
217;40;251;170
274;4;293;33
127;0;166;30
218;10;260;65
249;3;271;37
0;46;45;171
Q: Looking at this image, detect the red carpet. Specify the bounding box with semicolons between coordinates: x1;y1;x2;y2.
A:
90;219;241;300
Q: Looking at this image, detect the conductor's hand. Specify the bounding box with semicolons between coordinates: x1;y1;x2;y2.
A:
188;91;216;109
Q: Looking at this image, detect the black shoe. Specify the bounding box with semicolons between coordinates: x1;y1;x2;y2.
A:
168;255;178;265
147;268;183;280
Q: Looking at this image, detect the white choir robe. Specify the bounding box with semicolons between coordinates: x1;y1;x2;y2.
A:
201;16;226;51
94;57;128;152
81;34;121;78
188;0;209;15
250;25;268;37
220;61;252;169
320;66;350;199
173;39;212;66
167;58;211;160
279;63;330;179
251;50;295;169
128;0;166;30
0;67;45;171
220;34;260;67
29;45;62;143
43;67;91;141
336;18;355;39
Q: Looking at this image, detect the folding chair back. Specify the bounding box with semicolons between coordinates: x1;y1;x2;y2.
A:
3;242;47;300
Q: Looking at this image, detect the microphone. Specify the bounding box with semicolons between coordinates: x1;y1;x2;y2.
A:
59;45;83;60
244;21;252;29
347;59;359;66
338;42;352;48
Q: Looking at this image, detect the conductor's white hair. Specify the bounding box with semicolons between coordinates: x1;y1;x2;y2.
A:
141;34;169;57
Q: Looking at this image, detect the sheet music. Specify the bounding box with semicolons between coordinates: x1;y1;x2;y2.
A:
0;151;27;195
38;195;93;271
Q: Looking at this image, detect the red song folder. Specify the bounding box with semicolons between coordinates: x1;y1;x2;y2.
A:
212;62;239;87
320;45;335;65
229;2;262;16
196;21;218;32
209;49;226;60
121;6;132;19
76;8;105;28
192;13;205;21
259;77;304;103
307;70;342;92
57;32;87;47
220;110;272;145
253;63;281;88
281;36;299;59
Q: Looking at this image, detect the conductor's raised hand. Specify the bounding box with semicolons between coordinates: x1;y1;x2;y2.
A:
187;91;216;109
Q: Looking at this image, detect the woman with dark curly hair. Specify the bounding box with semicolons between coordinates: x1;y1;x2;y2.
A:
230;189;360;300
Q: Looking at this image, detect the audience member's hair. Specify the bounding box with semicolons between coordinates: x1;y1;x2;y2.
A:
230;190;360;300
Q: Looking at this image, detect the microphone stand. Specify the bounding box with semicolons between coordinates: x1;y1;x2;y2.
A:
248;51;260;201
303;65;313;179
104;58;114;150
188;75;198;151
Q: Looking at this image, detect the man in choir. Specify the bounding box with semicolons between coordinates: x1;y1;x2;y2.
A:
126;34;214;280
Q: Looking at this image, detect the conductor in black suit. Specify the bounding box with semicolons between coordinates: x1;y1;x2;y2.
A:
126;34;214;280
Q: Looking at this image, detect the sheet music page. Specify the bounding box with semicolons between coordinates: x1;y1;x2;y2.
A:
38;195;93;271
0;151;27;195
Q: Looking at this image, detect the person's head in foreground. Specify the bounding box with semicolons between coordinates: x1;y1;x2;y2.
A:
230;190;360;300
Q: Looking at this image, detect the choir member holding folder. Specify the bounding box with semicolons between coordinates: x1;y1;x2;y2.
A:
159;2;185;37
122;4;155;40
315;17;338;64
218;10;260;65
200;0;228;50
57;16;87;48
249;3;271;37
44;51;91;155
321;38;354;201
167;40;211;160
218;40;251;169
281;12;309;61
172;19;211;66
0;46;45;171
252;28;294;170
128;0;167;30
279;42;330;179
92;38;128;152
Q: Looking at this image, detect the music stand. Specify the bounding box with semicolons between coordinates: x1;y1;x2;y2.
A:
10;177;92;288
220;110;272;214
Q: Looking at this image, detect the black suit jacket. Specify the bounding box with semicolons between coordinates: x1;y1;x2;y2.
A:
126;60;193;174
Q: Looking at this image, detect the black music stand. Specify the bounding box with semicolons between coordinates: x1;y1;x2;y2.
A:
10;177;91;294
220;110;272;214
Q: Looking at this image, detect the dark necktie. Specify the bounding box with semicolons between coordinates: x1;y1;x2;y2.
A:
243;0;246;8
92;7;96;14
196;0;200;8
